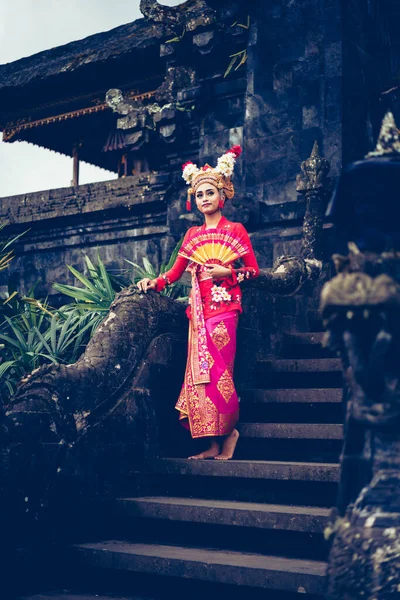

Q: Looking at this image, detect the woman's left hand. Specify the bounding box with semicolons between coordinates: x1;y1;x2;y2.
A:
205;264;232;279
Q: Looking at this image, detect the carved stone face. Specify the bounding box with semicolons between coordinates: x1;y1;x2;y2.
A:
321;269;400;426
106;88;124;109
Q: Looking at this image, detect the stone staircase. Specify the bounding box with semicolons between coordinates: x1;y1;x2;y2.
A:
20;315;343;600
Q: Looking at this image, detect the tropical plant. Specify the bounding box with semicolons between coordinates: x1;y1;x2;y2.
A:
0;290;97;399
33;310;98;365
52;254;122;312
0;290;54;397
0;241;189;403
125;236;189;299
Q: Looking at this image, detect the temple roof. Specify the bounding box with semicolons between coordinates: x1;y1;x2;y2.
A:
0;15;168;171
0;17;163;93
0;1;226;171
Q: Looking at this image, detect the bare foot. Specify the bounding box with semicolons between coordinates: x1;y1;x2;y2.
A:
188;440;220;460
214;429;239;460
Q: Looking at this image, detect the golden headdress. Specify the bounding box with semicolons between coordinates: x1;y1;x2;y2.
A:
182;145;242;210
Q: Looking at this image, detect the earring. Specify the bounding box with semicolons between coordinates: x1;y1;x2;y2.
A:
186;188;192;211
219;199;224;208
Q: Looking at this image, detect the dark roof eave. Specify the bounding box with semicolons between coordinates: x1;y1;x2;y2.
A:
0;16;166;92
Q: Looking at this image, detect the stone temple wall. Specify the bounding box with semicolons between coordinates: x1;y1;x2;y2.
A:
241;0;341;260
0;0;346;302
0;175;175;302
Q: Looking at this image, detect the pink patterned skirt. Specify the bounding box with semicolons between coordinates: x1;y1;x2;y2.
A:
175;310;239;439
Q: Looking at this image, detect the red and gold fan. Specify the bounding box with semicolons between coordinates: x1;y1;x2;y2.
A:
178;230;250;266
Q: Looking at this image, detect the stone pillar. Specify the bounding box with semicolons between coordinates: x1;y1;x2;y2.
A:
296;141;331;261
72;146;80;187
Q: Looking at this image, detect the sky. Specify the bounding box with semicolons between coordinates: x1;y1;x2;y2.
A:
0;0;182;198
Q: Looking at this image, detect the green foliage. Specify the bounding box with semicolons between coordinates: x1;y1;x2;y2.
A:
0;250;119;402
224;16;250;78
52;254;121;312
0;239;188;403
0;222;29;272
166;25;186;44
125;236;189;299
0;289;97;399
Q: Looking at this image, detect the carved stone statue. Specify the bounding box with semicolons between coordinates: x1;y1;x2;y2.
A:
322;112;400;600
139;0;215;31
105;65;197;151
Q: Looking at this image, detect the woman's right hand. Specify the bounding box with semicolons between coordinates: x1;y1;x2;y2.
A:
137;278;157;293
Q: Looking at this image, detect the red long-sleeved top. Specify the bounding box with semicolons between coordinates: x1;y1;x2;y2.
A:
155;216;260;320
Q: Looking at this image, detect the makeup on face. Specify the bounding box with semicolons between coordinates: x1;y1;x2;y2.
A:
195;183;222;213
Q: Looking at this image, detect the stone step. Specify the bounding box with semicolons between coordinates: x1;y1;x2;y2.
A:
20;595;139;600
238;388;343;427
140;459;338;507
281;332;334;358
145;458;340;483
239;423;343;440
241;388;342;404
71;541;327;595
284;332;325;346
307;310;324;332
254;358;343;388
258;358;341;373
115;496;330;533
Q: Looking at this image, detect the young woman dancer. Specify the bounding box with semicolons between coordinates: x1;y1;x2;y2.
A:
137;146;259;460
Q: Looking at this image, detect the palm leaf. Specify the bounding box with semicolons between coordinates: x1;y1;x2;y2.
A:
3;316;28;350
0;360;16;379
1;228;30;252
97;254;115;300
66;264;100;295
224;55;238;78
35;353;59;364
34;327;53;356
235;51;248;70
142;257;157;278
0;333;21;349
50;315;57;353
3;291;18;305
164;237;184;272
4;379;15;395
52;284;101;304
124;259;149;279
84;255;99;278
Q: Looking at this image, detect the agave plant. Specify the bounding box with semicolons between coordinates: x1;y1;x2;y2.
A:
33;309;99;365
52;254;123;311
0;291;56;397
0;242;189;403
125;237;189;299
0;289;99;399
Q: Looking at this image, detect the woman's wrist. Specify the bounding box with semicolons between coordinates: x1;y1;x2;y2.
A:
223;264;238;287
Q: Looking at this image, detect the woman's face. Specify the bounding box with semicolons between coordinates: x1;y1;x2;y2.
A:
195;182;223;215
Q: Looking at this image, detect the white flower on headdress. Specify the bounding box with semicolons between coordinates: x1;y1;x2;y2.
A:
182;161;200;184
182;146;242;185
216;152;236;178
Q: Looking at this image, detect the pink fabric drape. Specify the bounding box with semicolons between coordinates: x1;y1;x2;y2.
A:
176;310;239;438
